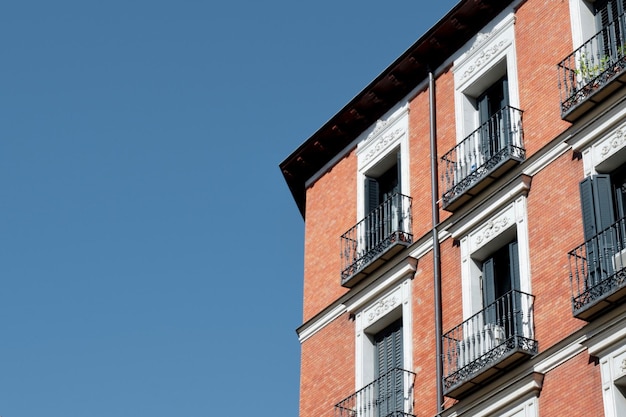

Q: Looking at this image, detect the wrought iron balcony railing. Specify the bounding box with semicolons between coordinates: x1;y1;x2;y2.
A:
558;14;626;121
334;368;416;417
568;216;626;320
441;106;524;211
442;290;537;399
340;193;412;287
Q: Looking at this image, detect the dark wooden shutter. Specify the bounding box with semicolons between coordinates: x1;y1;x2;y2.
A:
508;241;522;335
365;177;380;216
508;241;520;291
375;320;403;417
594;174;616;231
482;257;496;324
580;175;616;286
478;91;491;160
365;177;380;251
581;176;600;241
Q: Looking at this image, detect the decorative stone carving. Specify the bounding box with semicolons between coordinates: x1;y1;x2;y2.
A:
367;296;398;323
475;216;510;246
600;125;626;157
461;40;507;81
363;127;405;163
470;31;493;52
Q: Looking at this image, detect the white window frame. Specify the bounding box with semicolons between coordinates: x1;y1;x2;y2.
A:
453;12;520;143
569;0;609;49
356;103;410;222
459;196;532;322
354;278;413;388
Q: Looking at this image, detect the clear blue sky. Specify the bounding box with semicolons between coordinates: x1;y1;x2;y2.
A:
0;1;458;416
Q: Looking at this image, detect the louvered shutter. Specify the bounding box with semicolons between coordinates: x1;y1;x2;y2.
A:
508;241;522;336
580;177;599;241
580;175;616;286
393;152;403;233
500;77;511;149
508;241;520;291
375;320;403;417
595;174;617;281
478;92;492;160
482;257;497;325
365;177;380;251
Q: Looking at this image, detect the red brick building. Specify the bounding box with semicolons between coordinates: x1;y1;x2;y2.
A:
281;1;626;416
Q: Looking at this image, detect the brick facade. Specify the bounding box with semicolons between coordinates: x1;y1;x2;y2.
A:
283;1;626;416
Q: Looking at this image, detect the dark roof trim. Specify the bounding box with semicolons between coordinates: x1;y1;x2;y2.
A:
280;0;514;218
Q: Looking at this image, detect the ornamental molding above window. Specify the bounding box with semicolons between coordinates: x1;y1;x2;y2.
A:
357;105;408;172
596;120;626;159
362;127;406;165
366;294;400;324
474;216;511;248
454;12;515;89
469;203;516;254
582;118;626;175
459;40;508;82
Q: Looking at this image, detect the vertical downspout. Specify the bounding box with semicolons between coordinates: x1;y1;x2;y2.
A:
428;70;444;413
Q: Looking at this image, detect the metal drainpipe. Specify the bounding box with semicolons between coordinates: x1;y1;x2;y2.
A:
428;70;444;413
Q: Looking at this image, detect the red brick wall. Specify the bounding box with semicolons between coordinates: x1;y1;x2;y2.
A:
409;86;434;242
303;151;356;321
515;0;572;157
539;351;604;416
299;313;354;417
298;2;609;416
411;250;444;415
527;151;587;349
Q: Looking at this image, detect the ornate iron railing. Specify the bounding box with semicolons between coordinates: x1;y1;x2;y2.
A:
441;106;524;207
442;290;537;392
558;13;626;117
568;216;626;317
334;368;416;417
341;193;412;285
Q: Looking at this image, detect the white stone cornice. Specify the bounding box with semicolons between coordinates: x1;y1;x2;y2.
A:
533;336;587;374
297;304;347;343
345;257;417;315
586;314;626;356
449;175;532;240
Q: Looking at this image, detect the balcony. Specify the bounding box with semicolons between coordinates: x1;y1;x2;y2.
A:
441;106;525;211
442;290;537;399
568;216;626;321
341;193;412;288
334;368;416;417
558;17;626;122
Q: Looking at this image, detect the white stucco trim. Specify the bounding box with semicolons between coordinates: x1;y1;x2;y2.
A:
444;372;543;417
448;175;532;241
297;304;347;343
458;195;531;319
353;277;414;390
355;103;410;222
453;12;519;142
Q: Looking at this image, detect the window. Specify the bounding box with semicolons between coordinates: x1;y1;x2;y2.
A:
594;0;626;36
372;319;404;417
349;279;414;417
456;195;535;365
578;165;626;287
569;0;626;64
363;152;403;252
474;74;515;171
481;240;523;337
443;12;523;209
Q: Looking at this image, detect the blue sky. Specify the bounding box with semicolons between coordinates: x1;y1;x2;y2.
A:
1;1;458;416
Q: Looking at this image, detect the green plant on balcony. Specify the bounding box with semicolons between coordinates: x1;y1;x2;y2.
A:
575;54;609;84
